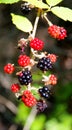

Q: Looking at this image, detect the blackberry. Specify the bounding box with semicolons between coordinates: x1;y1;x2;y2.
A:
36;99;47;112
30;38;44;50
48;25;67;40
37;57;52;71
18;70;32;85
38;86;51;99
22;90;36;107
21;2;31;14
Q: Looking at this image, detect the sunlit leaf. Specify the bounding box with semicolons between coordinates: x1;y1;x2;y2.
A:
45;114;72;130
11;13;33;32
15;103;30;124
22;0;49;9
0;0;20;4
51;6;72;22
46;0;63;6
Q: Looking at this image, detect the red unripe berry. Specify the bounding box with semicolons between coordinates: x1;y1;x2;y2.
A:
49;74;57;85
47;54;57;63
18;54;30;67
30;38;44;50
22;90;36;107
4;63;15;74
11;83;20;93
59;27;67;40
48;25;67;40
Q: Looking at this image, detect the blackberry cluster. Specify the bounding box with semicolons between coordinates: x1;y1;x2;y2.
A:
38;86;51;99
21;2;31;14
37;57;52;71
36;99;47;112
18;69;32;85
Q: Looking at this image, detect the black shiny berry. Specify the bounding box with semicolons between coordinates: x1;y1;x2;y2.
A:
37;57;52;71
18;70;32;85
42;86;50;93
21;2;31;14
36;99;47;112
38;86;51;99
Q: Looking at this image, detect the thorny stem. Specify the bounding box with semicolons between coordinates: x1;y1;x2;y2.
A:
43;14;53;26
31;9;41;38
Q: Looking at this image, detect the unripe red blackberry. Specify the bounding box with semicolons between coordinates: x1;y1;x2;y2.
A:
47;54;57;63
21;2;31;14
49;74;57;85
18;54;30;67
4;63;15;74
38;86;51;99
11;83;20;93
18;69;32;85
36;99;47;112
21;90;36;107
37;57;52;71
48;25;67;40
59;27;67;40
30;38;44;50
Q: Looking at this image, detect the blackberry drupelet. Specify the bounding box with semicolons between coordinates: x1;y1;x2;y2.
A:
38;86;51;99
18;69;32;85
37;57;52;71
21;2;31;14
36;99;47;112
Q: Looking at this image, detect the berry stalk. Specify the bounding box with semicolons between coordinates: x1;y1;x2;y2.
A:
43;13;53;26
31;9;41;39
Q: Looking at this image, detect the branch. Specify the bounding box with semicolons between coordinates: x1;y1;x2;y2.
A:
0;72;17;89
23;106;37;130
43;14;53;26
8;124;18;130
0;95;18;114
31;9;41;38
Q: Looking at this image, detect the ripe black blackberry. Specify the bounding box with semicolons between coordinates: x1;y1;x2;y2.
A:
37;57;52;71
18;70;32;85
21;2;31;14
36;99;47;112
38;86;51;99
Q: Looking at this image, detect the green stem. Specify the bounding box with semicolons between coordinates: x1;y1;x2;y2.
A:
43;14;53;26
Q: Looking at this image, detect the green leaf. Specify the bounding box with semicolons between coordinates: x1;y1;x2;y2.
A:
0;0;20;4
11;13;33;32
15;103;30;124
46;0;63;6
51;6;72;22
22;0;49;9
45;115;72;130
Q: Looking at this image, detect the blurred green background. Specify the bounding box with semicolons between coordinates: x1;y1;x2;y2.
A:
0;0;72;130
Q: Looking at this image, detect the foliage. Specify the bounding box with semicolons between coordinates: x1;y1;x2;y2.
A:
51;6;72;22
0;0;20;4
46;0;63;6
0;0;72;32
23;0;49;9
15;103;30;124
45;113;72;130
11;13;33;32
